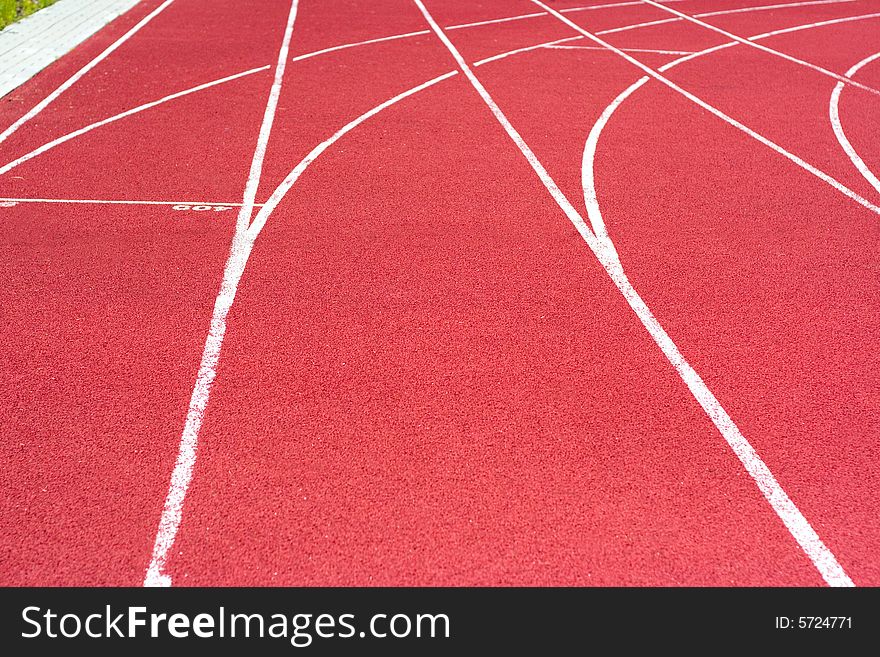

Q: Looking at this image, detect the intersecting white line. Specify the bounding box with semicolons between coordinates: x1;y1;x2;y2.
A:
143;0;301;589
411;0;856;587
830;51;880;196
0;0;176;145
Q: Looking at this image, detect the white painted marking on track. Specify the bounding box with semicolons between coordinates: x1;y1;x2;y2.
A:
640;0;880;97
413;0;855;587
583;12;880;246
0;197;261;207
129;0;876;589
287;0;858;66
0;0;176;146
528;0;861;585
544;45;694;55
0;65;270;176
535;1;880;216
144;0;300;589
473;36;585;66
290;30;431;63
830;51;880;197
246;72;458;240
699;0;856;17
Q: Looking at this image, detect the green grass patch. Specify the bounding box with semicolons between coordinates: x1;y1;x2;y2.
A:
0;0;60;31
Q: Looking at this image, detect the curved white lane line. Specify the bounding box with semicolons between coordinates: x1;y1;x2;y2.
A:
584;11;880;252
545;44;694;55
418;0;854;587
136;3;876;588
0;65;270;177
533;0;880;219
246;73;457;239
291;30;431;63
288;1;682;63
830;51;880;196
578;12;880;588
143;0;300;589
0;0;176;146
641;0;880;97
289;0;854;65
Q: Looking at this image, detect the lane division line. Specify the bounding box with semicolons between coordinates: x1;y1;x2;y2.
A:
0;0;176;145
413;0;854;586
143;0;300;588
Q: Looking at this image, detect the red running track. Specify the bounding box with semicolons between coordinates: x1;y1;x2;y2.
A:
1;0;878;586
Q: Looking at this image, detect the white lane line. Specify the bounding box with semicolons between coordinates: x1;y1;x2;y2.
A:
544;44;694;55
443;0;682;30
415;0;855;587
0;197;261;206
526;0;857;585
583;12;880;246
830;51;880;196
246;72;457;240
0;65;270;177
143;0;300;589
288;0;857;65
700;0;856;17
641;0;880;97
751;10;880;39
0;0;176;146
536;0;880;215
584;0;857;35
290;30;431;63
474;36;586;66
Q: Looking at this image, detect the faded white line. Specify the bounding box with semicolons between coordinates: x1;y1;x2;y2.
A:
0;65;270;177
0;0;176;146
641;0;880;97
529;0;858;585
830;51;880;196
143;0;300;589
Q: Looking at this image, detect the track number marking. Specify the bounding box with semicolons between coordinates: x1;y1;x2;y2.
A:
172;204;234;213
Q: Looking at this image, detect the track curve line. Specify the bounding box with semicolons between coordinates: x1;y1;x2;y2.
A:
830;51;880;197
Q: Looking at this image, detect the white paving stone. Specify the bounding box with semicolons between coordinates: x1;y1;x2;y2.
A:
0;0;142;99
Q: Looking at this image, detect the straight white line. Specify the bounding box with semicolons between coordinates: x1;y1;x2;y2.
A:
700;0;856;17
246;72;458;240
830;51;880;196
413;0;855;587
474;36;585;66
0;65;270;176
598;0;857;35
288;0;857;65
599;16;678;34
583;12;880;246
751;10;880;39
0;0;175;145
641;0;880;97
290;29;431;63
0;196;261;206
544;44;694;55
143;0;300;589
535;1;880;216
527;0;856;585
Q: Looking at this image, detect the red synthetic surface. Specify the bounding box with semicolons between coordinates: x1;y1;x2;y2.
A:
1;0;878;586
